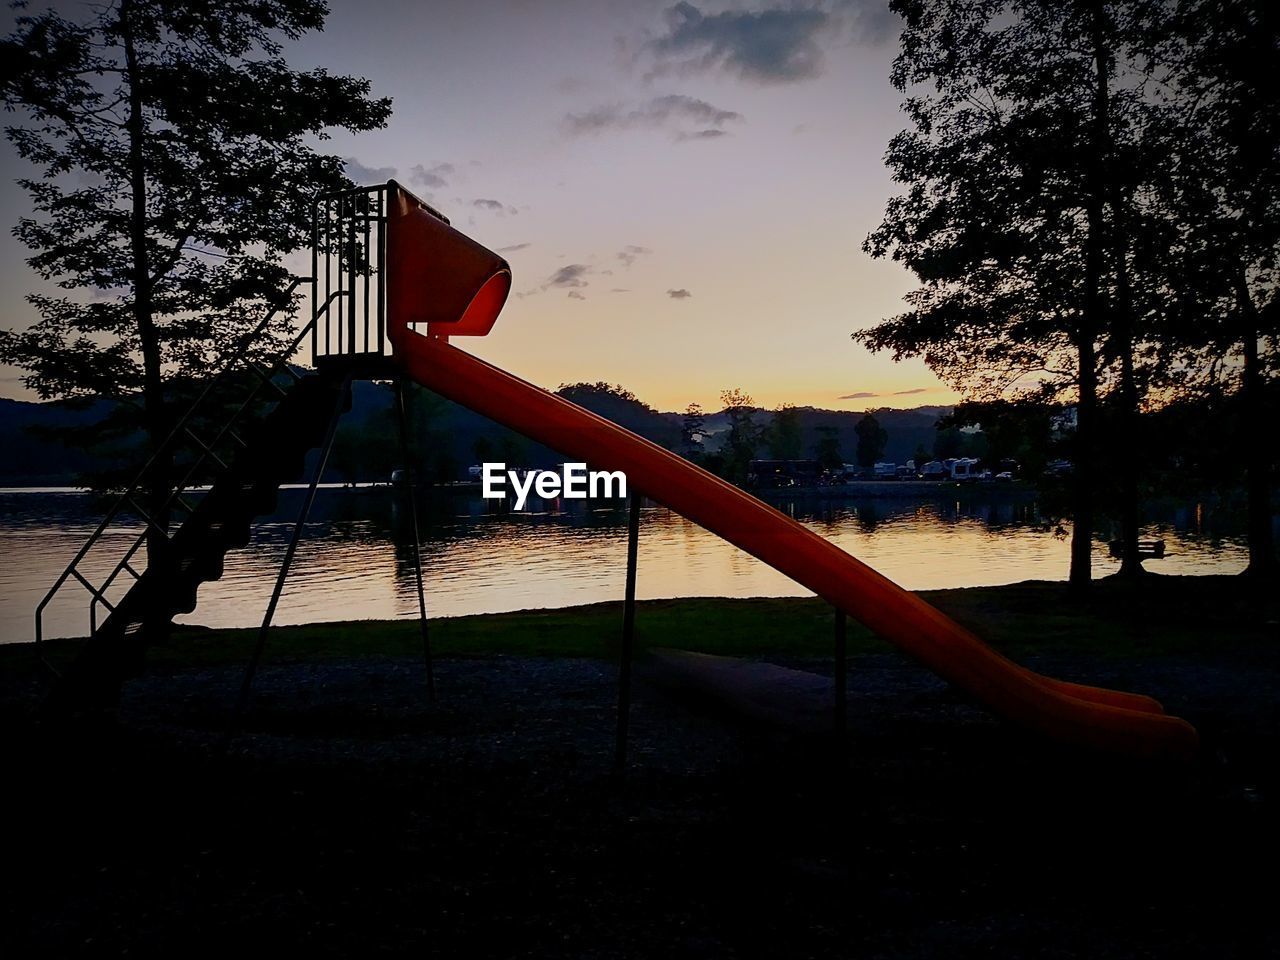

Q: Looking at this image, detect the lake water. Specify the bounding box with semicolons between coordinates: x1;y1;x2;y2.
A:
0;485;1255;645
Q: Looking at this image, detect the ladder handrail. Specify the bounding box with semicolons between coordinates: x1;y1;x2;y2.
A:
34;279;343;663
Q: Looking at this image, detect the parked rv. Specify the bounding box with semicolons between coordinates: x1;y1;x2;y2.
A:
748;459;823;488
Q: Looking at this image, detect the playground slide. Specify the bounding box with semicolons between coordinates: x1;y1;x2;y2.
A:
394;335;1199;762
381;179;1196;761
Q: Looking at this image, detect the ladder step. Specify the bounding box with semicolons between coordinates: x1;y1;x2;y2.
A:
246;362;289;398
181;425;229;472
124;496;173;538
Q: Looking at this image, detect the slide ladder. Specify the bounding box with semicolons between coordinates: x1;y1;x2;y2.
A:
37;284;352;716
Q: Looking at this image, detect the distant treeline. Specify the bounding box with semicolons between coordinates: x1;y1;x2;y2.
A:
1;379;1268;503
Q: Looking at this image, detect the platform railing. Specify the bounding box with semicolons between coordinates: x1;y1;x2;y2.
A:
312;184;389;364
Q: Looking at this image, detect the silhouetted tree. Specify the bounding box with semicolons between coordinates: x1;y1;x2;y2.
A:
934;425;964;462
718;387;761;483
498;431;530;469
1158;0;1280;578
856;0;1192;587
949;400;1053;477
473;436;495;465
556;382;644;407
767;404;803;460
0;0;390;566
855;413;888;469
681;402;705;458
814;425;844;472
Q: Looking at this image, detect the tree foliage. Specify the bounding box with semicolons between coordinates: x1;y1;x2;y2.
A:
680;401;705;457
814;425;844;471
556;382;646;407
766;404;803;460
855;413;888;469
1;0;390;416
717;387;761;483
857;0;1278;582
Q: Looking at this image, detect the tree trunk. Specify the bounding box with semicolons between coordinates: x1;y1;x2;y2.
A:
1111;223;1143;578
1237;274;1275;579
1071;332;1098;592
122;3;171;574
1072;0;1113;593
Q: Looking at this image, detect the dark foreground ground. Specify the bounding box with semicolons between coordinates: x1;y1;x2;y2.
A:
2;578;1277;958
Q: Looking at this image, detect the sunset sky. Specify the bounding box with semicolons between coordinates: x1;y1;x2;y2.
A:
0;0;959;413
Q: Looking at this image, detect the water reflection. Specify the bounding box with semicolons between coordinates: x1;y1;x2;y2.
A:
0;485;1256;644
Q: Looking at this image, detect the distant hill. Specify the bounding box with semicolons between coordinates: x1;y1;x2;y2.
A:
0;396;120;486
0;380;954;487
692;405;951;466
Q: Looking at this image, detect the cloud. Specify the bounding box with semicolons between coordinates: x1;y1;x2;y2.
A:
473;198;518;215
667;288;692;299
840;0;896;46
548;264;591;289
645;2;831;84
497;242;531;253
564;94;742;139
837;386;927;400
567;290;587;300
617;245;652;268
641;2;893;85
520;264;592;300
611;288;631;293
344;157;396;183
410;162;454;190
675;128;729;141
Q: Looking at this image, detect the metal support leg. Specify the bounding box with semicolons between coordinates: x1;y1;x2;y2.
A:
226;376;350;742
615;494;641;771
396;378;435;702
834;607;847;738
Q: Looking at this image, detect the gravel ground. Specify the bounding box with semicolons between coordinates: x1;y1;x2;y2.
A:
4;649;1276;958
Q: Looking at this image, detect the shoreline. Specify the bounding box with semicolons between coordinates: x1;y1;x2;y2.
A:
10;574;1274;670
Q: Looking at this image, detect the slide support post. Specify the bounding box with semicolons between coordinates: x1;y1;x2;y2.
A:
834;607;847;739
226;374;351;745
615;493;641;771
396;377;435;702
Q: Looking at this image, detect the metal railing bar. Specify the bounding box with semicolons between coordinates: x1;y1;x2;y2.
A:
181;425;229;473
95;534;146;611
363;191;372;354
245;361;289;398
377;188;386;356
123;496;172;537
311;201;319;364
324;197;332;357
347;194;358;353
71;568;116;612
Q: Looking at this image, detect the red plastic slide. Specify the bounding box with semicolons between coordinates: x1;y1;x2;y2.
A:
383;180;1199;762
396;337;1197;761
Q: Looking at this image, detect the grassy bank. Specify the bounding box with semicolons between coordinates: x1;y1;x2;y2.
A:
9;573;1275;677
